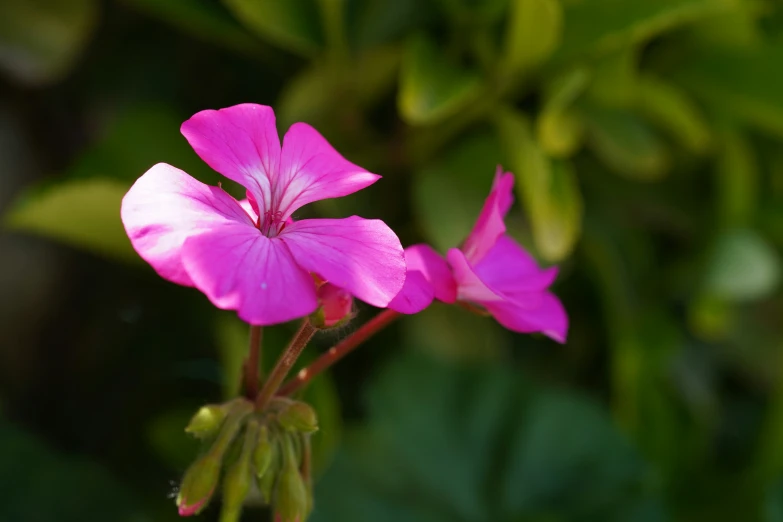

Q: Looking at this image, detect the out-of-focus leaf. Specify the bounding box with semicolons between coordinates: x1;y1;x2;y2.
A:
496;110;583;261
215;314;248;399
765;477;783;522
715;123;757;227
413;130;503;251
688;0;763;47
222;0;323;55
0;420;142;522
582;103;670;181
674;44;783;140
277;46;400;128
4;178;136;262
122;0;261;55
346;0;434;49
553;0;730;64
433;0;509;23
301;366;342;475
146;409;200;470
502;0;562;74
0;0;97;85
586;46;638;107
312;352;664;522
537;66;590;157
637;75;712;154
398;34;482;125
705;228;781;302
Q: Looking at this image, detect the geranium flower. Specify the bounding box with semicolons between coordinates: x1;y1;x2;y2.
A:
389;168;568;343
121;104;405;325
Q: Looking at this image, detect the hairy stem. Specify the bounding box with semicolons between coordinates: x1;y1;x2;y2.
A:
278;309;400;396
256;320;317;410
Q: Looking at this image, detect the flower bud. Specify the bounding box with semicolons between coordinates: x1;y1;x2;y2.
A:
310;283;353;329
277;401;318;434
254;425;274;479
220;421;259;522
185;404;226;438
274;436;308;522
177;455;221;516
176;399;253;516
257;435;281;504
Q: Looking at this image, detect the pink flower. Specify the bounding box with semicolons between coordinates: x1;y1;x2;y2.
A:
121;104;405;325
389;168;568;343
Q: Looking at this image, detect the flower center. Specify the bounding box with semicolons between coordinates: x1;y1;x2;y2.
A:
259;210;285;237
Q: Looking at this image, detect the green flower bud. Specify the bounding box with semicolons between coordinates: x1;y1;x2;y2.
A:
274;436;308;522
185;404;226;438
220;421;259;522
254;425;274;479
277;401;318;434
177;455;221;516
257;432;282;504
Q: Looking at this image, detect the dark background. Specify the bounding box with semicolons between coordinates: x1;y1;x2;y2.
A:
2;0;783;521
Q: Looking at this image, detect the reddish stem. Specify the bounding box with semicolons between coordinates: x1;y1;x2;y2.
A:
278;309;400;396
255;320;317;410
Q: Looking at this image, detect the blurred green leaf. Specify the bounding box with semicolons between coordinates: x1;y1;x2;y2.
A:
121;0;260;55
714;122;758;227
705;228;781;302
312;352;663;522
636;75;712;155
146;409;200;470
553;0;731;63
346;0;434;49
582;103;670;181
502;0;562;75
674;44;783;140
398;34;482;125
0;420;142;522
496;110;583;261
0;0;97;85
222;0;323;55
586;46;638;107
537;66;590;157
4;178;136;262
413;130;503;251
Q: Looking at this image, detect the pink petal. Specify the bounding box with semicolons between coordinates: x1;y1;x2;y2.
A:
485;293;568;343
473;236;558;293
275;123;380;219
121;163;255;287
447;248;568;342
181;224;318;325
388;270;435;314
279;217;405;308
180;104;280;213
461;171;515;264
404;244;457;303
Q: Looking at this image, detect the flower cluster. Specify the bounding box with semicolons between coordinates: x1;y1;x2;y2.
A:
120;103;568;521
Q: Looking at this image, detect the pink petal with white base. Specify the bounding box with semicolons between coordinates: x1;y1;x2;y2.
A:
275;123;380;219
404;244;457;303
121;163;254;287
280;217;405;307
461;170;515;263
181;224;318;325
180;104;280;212
388;270;435;314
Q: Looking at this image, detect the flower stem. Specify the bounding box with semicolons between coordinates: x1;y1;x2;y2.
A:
278;309;400;396
244;325;263;398
255;320;317;410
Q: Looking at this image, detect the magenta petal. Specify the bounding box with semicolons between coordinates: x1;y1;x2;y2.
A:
180;104;280;213
121;163;255;287
388;270;435;314
447;248;504;304
275;123;380;219
181;225;318;325
404;244;457;303
461;171;515;264
280;217;405;308
473;236;558;293
485;293;569;343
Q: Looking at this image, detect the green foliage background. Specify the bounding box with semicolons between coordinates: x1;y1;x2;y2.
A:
1;0;783;520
